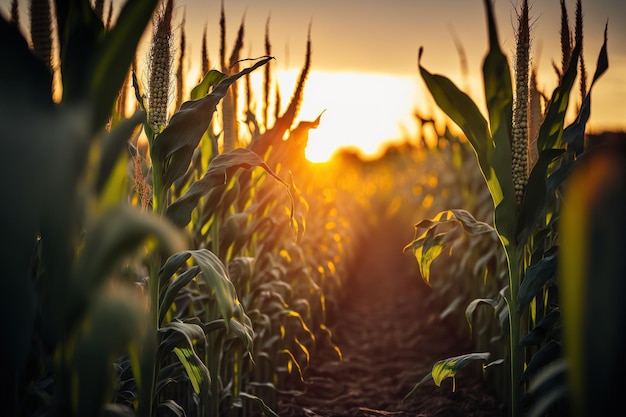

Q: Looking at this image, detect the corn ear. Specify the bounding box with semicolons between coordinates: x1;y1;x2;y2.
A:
148;0;174;134
512;0;530;206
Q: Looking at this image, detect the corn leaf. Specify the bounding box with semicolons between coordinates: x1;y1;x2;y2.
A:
481;0;516;247
152;57;273;191
239;392;280;417
0;14;53;107
173;346;208;395
431;352;491;387
190;69;228;100
516;149;566;246
419;50;491;163
465;297;500;336
74;293;145;416
517;252;558;312
89;0;159;127
405;210;494;286
96;110;145;196
189;249;238;327
520;309;560;346
562;24;609;155
521;341;561;383
404;352;491;401
166;148;289;228
73;206;185;326
159;265;201;325
537;43;581;151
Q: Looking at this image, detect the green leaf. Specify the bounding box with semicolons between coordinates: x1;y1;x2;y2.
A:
190;69;228;100
159;265;201;325
420;46;516;248
189;249;238;327
404;352;491;401
96;110;146;195
521;341;561;383
152;57;273;191
73;206;185;326
563;24;609;155
517;149;566;246
239;392;280;417
465;297;500;336
481;0;516;247
520;309;560;346
158;320;207;359
89;0;159;128
173;346;208;395
517;252;558;312
431;352;491;387
404;210;494;286
419;49;491;163
166;148;289;228
74;291;146;417
537;43;581;151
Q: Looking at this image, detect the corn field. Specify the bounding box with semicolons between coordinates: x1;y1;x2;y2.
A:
0;1;623;417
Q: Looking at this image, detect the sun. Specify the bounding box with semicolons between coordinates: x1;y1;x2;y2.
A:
275;70;422;163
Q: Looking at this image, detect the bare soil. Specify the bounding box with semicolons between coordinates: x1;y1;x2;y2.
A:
277;219;506;417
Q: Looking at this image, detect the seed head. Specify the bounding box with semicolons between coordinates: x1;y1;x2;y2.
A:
148;0;174;133
512;0;530;207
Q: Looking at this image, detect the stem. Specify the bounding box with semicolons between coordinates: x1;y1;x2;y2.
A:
507;243;523;417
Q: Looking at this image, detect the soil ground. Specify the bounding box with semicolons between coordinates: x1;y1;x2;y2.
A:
277;218;506;417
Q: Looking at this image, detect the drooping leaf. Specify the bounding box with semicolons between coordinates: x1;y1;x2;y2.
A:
431;352;491;387
189;249;238;327
404;209;495;285
465;297;500;336
404;352;491;401
239;392;280;417
166;148;289;228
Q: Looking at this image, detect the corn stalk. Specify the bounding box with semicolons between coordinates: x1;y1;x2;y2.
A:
404;1;608;416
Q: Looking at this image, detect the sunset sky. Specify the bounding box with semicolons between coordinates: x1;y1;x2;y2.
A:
4;0;625;161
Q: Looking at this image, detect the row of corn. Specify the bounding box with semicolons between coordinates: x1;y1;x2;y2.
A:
1;1;357;416
403;1;619;417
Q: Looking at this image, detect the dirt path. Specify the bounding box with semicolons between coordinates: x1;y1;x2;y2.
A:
277;220;505;417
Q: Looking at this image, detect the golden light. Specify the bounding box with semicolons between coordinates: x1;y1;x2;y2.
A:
274;70;425;163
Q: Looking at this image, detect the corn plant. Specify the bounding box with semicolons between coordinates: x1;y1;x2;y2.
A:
403;1;608;416
0;1;183;416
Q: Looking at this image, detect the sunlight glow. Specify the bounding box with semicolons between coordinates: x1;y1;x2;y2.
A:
274;70;425;162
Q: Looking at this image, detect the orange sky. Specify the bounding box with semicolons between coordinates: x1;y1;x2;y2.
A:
189;0;625;159
4;0;625;160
